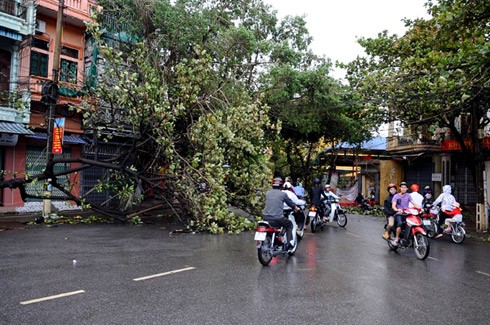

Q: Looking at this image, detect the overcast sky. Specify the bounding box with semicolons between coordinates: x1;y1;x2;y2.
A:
263;0;431;79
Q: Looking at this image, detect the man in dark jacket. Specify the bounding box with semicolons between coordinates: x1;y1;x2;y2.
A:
309;178;328;222
382;183;397;240
263;177;298;250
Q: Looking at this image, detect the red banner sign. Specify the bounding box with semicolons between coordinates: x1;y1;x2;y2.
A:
52;118;65;154
441;137;490;151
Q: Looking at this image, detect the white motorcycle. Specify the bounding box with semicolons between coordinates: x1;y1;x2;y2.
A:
323;197;348;227
255;212;298;266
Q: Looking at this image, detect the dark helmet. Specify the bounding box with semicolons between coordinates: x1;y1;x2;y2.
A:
399;181;408;188
387;183;397;191
272;177;283;188
313;178;321;185
410;184;420;192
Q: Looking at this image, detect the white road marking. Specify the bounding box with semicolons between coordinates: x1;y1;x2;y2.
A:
133;266;196;281
20;290;85;305
345;232;360;238
428;257;441;261
476;270;490;277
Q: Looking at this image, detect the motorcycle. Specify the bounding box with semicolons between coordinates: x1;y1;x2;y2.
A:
439;204;466;244
323;197;348;227
255;212;298;266
307;199;347;233
421;206;439;239
386;208;430;260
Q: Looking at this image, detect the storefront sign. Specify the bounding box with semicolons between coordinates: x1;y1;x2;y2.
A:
0;133;18;146
441;137;490;151
52;118;65;154
431;173;442;182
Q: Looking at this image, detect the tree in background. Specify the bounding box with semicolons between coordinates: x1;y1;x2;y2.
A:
344;0;490;203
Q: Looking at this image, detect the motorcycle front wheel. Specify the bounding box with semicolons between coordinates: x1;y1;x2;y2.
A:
336;211;348;227
288;236;298;256
451;225;465;244
257;235;274;266
414;233;430;260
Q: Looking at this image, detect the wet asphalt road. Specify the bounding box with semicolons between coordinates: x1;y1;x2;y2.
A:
1;214;489;325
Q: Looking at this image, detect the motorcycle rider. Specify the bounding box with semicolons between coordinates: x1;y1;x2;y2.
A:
263;177;299;250
391;181;421;246
323;184;340;222
382;183;397;240
283;181;306;228
432;184;457;238
409;184;424;208
309;178;328;223
442;202;463;233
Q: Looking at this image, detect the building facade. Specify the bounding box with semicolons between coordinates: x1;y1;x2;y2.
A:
0;0;97;211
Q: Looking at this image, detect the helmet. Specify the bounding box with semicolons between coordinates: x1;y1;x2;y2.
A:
410;184;419;192
424;185;430;190
272;177;283;187
387;183;397;191
283;181;292;189
325;184;331;189
313;178;321;185
399;182;408;187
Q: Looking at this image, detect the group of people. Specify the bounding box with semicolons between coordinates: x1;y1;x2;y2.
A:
261;177;339;250
383;181;459;245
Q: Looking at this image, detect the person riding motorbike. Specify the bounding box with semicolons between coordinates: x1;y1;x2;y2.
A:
283;181;306;227
382;183;397;240
442;202;463;233
409;184;424;208
422;185;433;213
262;177;299;250
432;184;457;238
391;181;421;246
309;178;328;223
323;184;340;222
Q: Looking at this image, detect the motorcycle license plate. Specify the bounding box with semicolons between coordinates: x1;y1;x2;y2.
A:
422;219;431;225
254;232;267;241
308;211;316;217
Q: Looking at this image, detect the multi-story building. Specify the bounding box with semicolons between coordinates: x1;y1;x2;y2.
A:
0;0;98;211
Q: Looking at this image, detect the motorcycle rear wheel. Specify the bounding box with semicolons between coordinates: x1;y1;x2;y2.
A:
257;235;274;266
414;233;430;260
311;216;318;233
336;211;348;227
451;225;465;244
426;220;437;239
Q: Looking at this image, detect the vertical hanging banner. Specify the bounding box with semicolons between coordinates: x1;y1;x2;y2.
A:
52;118;65;154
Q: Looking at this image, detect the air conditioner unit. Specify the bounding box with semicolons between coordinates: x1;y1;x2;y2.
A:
36;20;46;34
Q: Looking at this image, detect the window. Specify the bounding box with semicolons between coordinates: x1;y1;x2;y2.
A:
61;46;79;59
30;51;48;77
60;59;78;83
32;38;49;50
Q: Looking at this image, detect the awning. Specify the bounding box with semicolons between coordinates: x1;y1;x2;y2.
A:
0;122;35;134
26;132;88;145
0;27;23;41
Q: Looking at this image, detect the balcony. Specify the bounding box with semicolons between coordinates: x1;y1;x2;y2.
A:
36;0;99;26
386;135;440;154
0;90;31;123
0;0;32;37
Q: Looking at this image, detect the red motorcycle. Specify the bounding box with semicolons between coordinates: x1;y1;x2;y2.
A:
386;207;430;260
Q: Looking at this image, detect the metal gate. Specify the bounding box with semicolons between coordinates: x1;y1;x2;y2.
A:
80;143;121;207
25;146;71;200
404;158;433;189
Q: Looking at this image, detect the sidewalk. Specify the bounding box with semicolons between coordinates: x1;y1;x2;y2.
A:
2;211;489;242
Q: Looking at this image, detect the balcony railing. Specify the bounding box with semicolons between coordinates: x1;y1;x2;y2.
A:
0;0;23;16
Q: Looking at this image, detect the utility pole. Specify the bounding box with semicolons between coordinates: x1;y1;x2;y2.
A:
47;0;64;161
43;0;64;218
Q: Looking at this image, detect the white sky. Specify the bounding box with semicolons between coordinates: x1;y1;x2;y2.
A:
263;0;431;80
